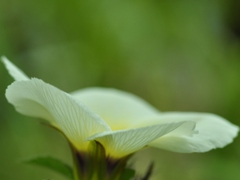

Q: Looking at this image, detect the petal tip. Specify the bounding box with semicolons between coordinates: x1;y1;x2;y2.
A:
1;57;29;81
1;56;10;66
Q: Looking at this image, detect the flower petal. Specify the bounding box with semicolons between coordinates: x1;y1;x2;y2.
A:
6;78;111;150
87;121;195;158
148;112;239;153
2;56;29;81
71;88;159;130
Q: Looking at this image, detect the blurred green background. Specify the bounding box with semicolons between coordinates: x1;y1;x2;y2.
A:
1;0;240;179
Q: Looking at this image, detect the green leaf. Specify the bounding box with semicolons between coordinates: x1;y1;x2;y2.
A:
21;156;73;179
119;168;135;180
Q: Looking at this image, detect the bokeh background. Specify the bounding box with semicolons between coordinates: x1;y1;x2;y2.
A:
1;1;240;179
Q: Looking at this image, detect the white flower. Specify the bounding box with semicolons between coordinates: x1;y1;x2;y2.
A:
2;57;239;159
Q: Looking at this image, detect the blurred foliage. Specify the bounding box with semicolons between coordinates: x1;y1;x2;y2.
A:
0;0;240;179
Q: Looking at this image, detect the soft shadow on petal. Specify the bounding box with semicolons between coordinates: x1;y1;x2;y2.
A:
71;88;159;130
148;112;239;153
87;121;195;158
1;56;29;81
6;78;111;150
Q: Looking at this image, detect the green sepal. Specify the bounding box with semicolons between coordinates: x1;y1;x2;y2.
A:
88;141;107;180
21;155;73;179
141;162;154;180
119;168;135;180
106;155;131;180
71;141;107;180
72;141;133;180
